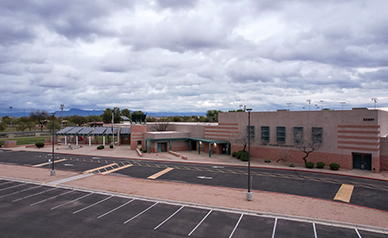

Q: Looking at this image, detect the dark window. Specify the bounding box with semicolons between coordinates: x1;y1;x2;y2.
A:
312;127;323;145
247;126;255;140
261;126;270;142
293;127;304;144
277;127;286;143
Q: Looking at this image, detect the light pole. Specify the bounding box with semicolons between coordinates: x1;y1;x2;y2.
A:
246;108;253;201
371;98;378;109
50;112;56;176
60;104;64;129
286;103;291;111
9;107;12;126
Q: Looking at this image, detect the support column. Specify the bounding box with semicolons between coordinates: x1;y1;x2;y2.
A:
209;143;211;157
227;142;230;155
65;136;67;145
169;140;172;151
198;141;200;154
103;136;105;146
189;140;192;151
76;136;78;146
89;136;91;146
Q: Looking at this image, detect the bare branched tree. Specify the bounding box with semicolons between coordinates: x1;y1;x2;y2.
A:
276;146;291;163
151;121;170;131
293;127;323;163
231;127;256;152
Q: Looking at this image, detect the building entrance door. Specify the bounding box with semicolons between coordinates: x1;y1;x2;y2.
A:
157;142;168;152
353;153;372;170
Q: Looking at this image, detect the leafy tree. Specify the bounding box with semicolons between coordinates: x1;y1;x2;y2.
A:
30;110;49;131
1;116;11;125
46;120;61;132
86;115;102;122
112;107;122;123
121;109;131;119
68;115;87;126
16;117;29;133
0;122;5;131
100;108;112;123
206;110;222;122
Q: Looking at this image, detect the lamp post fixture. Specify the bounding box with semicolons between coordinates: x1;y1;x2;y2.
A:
246;108;253;201
60;104;64;129
9;107;13;126
50;112;56;176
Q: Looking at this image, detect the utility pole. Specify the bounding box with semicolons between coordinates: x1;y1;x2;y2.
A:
246;108;253;201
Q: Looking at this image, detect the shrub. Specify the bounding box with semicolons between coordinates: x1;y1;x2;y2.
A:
316;162;325;169
290;163;295;167
305;162;314;168
97;145;104;150
264;158;271;163
142;149;147;153
109;144;114;148
232;152;237;157
236;150;244;159
240;151;249;161
329;163;340;170
35;142;44;148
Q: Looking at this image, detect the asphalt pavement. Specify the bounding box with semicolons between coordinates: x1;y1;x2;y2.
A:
1;150;388;211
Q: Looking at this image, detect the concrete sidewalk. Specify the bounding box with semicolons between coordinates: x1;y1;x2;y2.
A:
4;144;388;181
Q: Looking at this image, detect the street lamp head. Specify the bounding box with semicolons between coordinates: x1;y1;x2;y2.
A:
246;108;252;112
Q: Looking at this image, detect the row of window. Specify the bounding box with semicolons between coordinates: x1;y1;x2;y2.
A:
247;126;323;145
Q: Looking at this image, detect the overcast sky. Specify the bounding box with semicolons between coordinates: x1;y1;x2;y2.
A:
1;0;387;115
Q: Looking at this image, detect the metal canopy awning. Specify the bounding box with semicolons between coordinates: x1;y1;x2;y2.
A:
64;127;84;135
77;127;94;135
56;127;75;135
90;127;107;136
120;127;131;135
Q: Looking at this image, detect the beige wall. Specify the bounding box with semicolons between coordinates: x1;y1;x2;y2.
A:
219;108;384;172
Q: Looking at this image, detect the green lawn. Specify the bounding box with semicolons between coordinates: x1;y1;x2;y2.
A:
0;136;51;146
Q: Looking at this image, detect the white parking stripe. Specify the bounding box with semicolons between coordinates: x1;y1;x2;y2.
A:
154;206;184;230
97;199;134;219
0;183;26;191
271;218;278;238
188;210;212;236
0;181;14;186
73;196;113;214
123;202;158;224
355;228;362;238
31;190;75;206
12;187;58;202
51;193;94;210
0;186;41;198
229;214;243;238
313;223;317;238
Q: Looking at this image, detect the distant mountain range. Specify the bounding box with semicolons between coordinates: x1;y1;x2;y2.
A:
0;108;206;118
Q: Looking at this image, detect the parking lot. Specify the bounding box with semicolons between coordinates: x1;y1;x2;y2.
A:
0;178;386;238
1;150;387;212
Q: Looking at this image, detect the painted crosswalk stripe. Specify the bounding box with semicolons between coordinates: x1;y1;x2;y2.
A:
32;159;67;167
334;184;354;203
100;164;133;175
147;167;174;180
83;163;117;174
